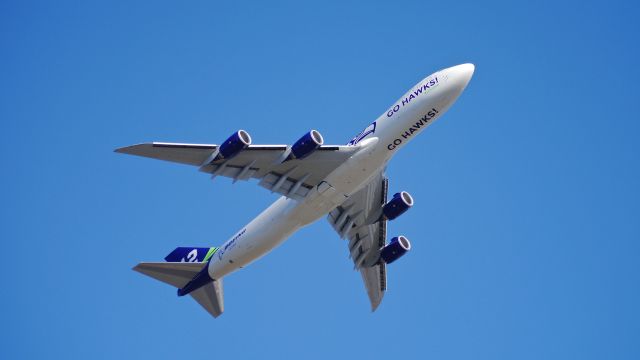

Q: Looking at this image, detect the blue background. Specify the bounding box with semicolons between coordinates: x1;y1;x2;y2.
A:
2;1;639;358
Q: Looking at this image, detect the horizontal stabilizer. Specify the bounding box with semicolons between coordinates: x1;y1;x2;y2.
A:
133;262;205;288
191;280;224;318
133;262;225;318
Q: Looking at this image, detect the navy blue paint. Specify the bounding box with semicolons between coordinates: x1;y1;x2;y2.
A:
347;121;376;146
218;131;250;159
291;131;322;159
380;237;410;264
177;264;213;297
382;192;411;220
164;247;211;262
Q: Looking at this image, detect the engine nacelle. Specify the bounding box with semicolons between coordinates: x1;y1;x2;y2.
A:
218;130;252;160
290;130;324;159
382;191;414;220
380;235;411;264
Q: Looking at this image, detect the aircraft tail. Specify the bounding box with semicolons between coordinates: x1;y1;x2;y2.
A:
164;246;219;263
133;261;224;318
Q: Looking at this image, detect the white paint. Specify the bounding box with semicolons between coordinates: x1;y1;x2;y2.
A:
207;63;475;280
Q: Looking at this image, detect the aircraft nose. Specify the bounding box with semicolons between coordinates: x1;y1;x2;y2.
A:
427;63;474;113
448;63;475;91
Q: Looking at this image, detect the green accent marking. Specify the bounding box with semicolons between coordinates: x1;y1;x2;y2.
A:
203;247;218;262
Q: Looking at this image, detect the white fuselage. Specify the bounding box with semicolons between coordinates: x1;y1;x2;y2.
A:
208;64;475;279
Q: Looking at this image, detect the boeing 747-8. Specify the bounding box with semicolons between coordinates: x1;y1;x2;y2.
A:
116;63;475;317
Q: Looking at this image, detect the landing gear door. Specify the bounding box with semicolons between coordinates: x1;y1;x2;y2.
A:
315;181;348;209
317;181;336;196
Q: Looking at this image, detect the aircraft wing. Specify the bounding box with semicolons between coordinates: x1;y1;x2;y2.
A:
327;171;389;311
115;142;358;200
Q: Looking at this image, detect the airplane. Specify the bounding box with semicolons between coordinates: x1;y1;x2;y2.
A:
116;63;475;318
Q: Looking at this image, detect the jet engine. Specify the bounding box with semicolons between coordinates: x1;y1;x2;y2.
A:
380;236;411;264
218;130;252;160
290;130;324;159
382;191;414;220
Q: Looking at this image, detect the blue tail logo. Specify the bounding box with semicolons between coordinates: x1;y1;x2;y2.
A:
164;247;218;263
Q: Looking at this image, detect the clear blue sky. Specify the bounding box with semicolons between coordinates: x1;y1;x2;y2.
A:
2;1;639;359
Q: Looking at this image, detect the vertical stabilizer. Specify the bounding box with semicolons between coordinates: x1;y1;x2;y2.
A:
164;247;218;263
